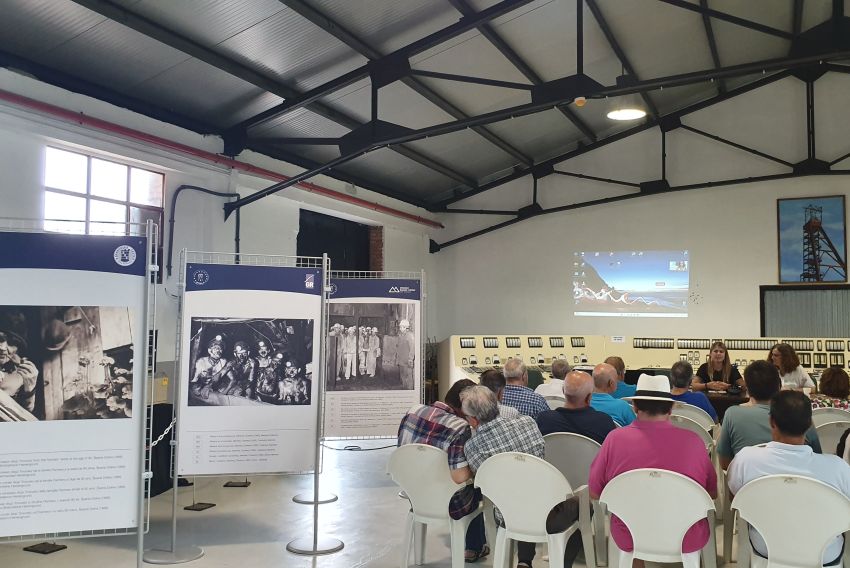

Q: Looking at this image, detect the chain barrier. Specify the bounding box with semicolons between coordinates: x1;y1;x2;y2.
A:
150;417;177;448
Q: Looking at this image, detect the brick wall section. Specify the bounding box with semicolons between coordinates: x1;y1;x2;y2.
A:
368;225;384;271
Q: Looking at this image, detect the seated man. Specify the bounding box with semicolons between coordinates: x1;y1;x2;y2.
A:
718;360;821;469
501;358;549;419
397;379;486;561
727;390;850;565
462;385;577;568
669;361;718;422
479;369;520;419
605;356;636;399
535;358;570;398
590;363;636;426
589;375;717;566
536;370;617;443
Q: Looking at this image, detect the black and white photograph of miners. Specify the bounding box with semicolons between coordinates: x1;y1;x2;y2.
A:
326;303;417;392
187;318;313;407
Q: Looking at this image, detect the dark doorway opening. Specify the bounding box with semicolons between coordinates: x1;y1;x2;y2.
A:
297;209;370;271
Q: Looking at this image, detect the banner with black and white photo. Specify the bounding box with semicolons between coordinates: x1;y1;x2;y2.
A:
176;263;322;475
0;231;147;538
324;278;422;438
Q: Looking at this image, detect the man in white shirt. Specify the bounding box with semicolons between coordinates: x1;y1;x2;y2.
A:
534;359;571;398
727;390;850;565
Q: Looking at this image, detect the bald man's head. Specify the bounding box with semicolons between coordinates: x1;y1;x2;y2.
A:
592;363;617;393
563;371;594;408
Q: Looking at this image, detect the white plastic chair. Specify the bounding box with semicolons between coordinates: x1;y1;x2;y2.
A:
544;432;605;566
731;474;850;568
813;407;850;427
816;421;850;457
475;452;590;568
597;468;717;568
545;395;566;410
387;444;483;568
673;402;717;432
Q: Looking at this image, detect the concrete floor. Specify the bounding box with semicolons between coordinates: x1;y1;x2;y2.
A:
0;439;736;568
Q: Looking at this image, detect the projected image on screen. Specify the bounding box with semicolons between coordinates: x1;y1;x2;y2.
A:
572;250;689;318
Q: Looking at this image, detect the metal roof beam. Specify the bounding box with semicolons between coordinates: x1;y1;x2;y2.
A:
585;0;659;117
793;0;805;35
699;0;726;94
236;0;536;131
435;69;794;207
70;0;476;193
447;0;597;141
656;0;795;40
279;0;534;167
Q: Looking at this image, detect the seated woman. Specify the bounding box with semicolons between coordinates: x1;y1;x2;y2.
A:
694;341;744;392
768;343;815;391
810;366;850;410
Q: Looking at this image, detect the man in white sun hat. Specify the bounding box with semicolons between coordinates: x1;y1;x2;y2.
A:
589;373;717;568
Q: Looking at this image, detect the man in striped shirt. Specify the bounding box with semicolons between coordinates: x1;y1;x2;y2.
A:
397;379;486;560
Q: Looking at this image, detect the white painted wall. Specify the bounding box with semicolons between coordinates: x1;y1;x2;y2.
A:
431;73;850;340
0;70;437;362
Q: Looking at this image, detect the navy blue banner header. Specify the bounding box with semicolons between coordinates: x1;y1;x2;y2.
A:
0;231;147;276
329;278;420;300
186;263;323;294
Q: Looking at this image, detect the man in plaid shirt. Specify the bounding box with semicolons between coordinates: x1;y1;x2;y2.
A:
397;379;487;560
501;358;550;418
462;386;580;568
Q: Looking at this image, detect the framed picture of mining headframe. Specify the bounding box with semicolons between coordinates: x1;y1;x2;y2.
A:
777;195;847;283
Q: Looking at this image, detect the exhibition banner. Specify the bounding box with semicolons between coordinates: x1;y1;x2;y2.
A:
324;278;422;438
0;231;147;538
176;263;322;475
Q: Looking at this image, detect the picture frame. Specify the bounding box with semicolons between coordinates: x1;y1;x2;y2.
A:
777;195;847;284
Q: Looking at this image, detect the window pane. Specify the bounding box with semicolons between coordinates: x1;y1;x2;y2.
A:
130;168;164;207
91;158;128;200
90;200;127;235
130;207;162;229
45;147;87;194
44;191;86;234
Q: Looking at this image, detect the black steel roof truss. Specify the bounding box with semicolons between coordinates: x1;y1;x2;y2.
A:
407;69;534;91
699;0;726;94
679;124;794;167
448;0;597;141
225;50;849;216
656;0;795;40
279;0;533;168
70;0;477;196
585;0;659;118
793;0;805;36
235;0;537;132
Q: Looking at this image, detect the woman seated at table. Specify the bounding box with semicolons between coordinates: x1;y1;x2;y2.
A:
694;341;744;392
810;367;850;410
768;342;815;391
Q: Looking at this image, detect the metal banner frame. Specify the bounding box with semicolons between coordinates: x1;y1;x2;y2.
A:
0;218;157;568
322;269;427;441
144;249;341;563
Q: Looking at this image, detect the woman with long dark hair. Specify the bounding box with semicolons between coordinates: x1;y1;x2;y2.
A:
694;341;743;392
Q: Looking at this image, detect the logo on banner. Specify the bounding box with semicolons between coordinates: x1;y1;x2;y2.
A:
389;286;401;293
113;245;137;267
192;269;210;286
305;274;315;289
389;285;417;294
329;283;338;296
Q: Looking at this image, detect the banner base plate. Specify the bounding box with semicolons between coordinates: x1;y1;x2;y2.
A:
184;502;216;511
24;542;67;555
143;545;205;564
286;536;344;556
293;491;338;504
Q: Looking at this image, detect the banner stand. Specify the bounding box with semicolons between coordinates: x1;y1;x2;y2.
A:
286;255;344;556
143;249;204;566
223;477;251;488
183;481;215;512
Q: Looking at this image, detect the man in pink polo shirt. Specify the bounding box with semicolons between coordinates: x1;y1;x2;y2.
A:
589;374;717;566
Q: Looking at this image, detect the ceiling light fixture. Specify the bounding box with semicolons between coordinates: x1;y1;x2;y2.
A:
606;71;646;121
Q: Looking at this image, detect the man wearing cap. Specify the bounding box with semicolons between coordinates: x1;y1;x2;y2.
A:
358;326;369;376
256;341;272;370
589;374;717;565
222;341;257;397
342;326;357;380
534;358;571;398
254;351;284;403
191;336;229;399
590;363;636;426
727;390;850;565
366;327;381;378
397;319;415;389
